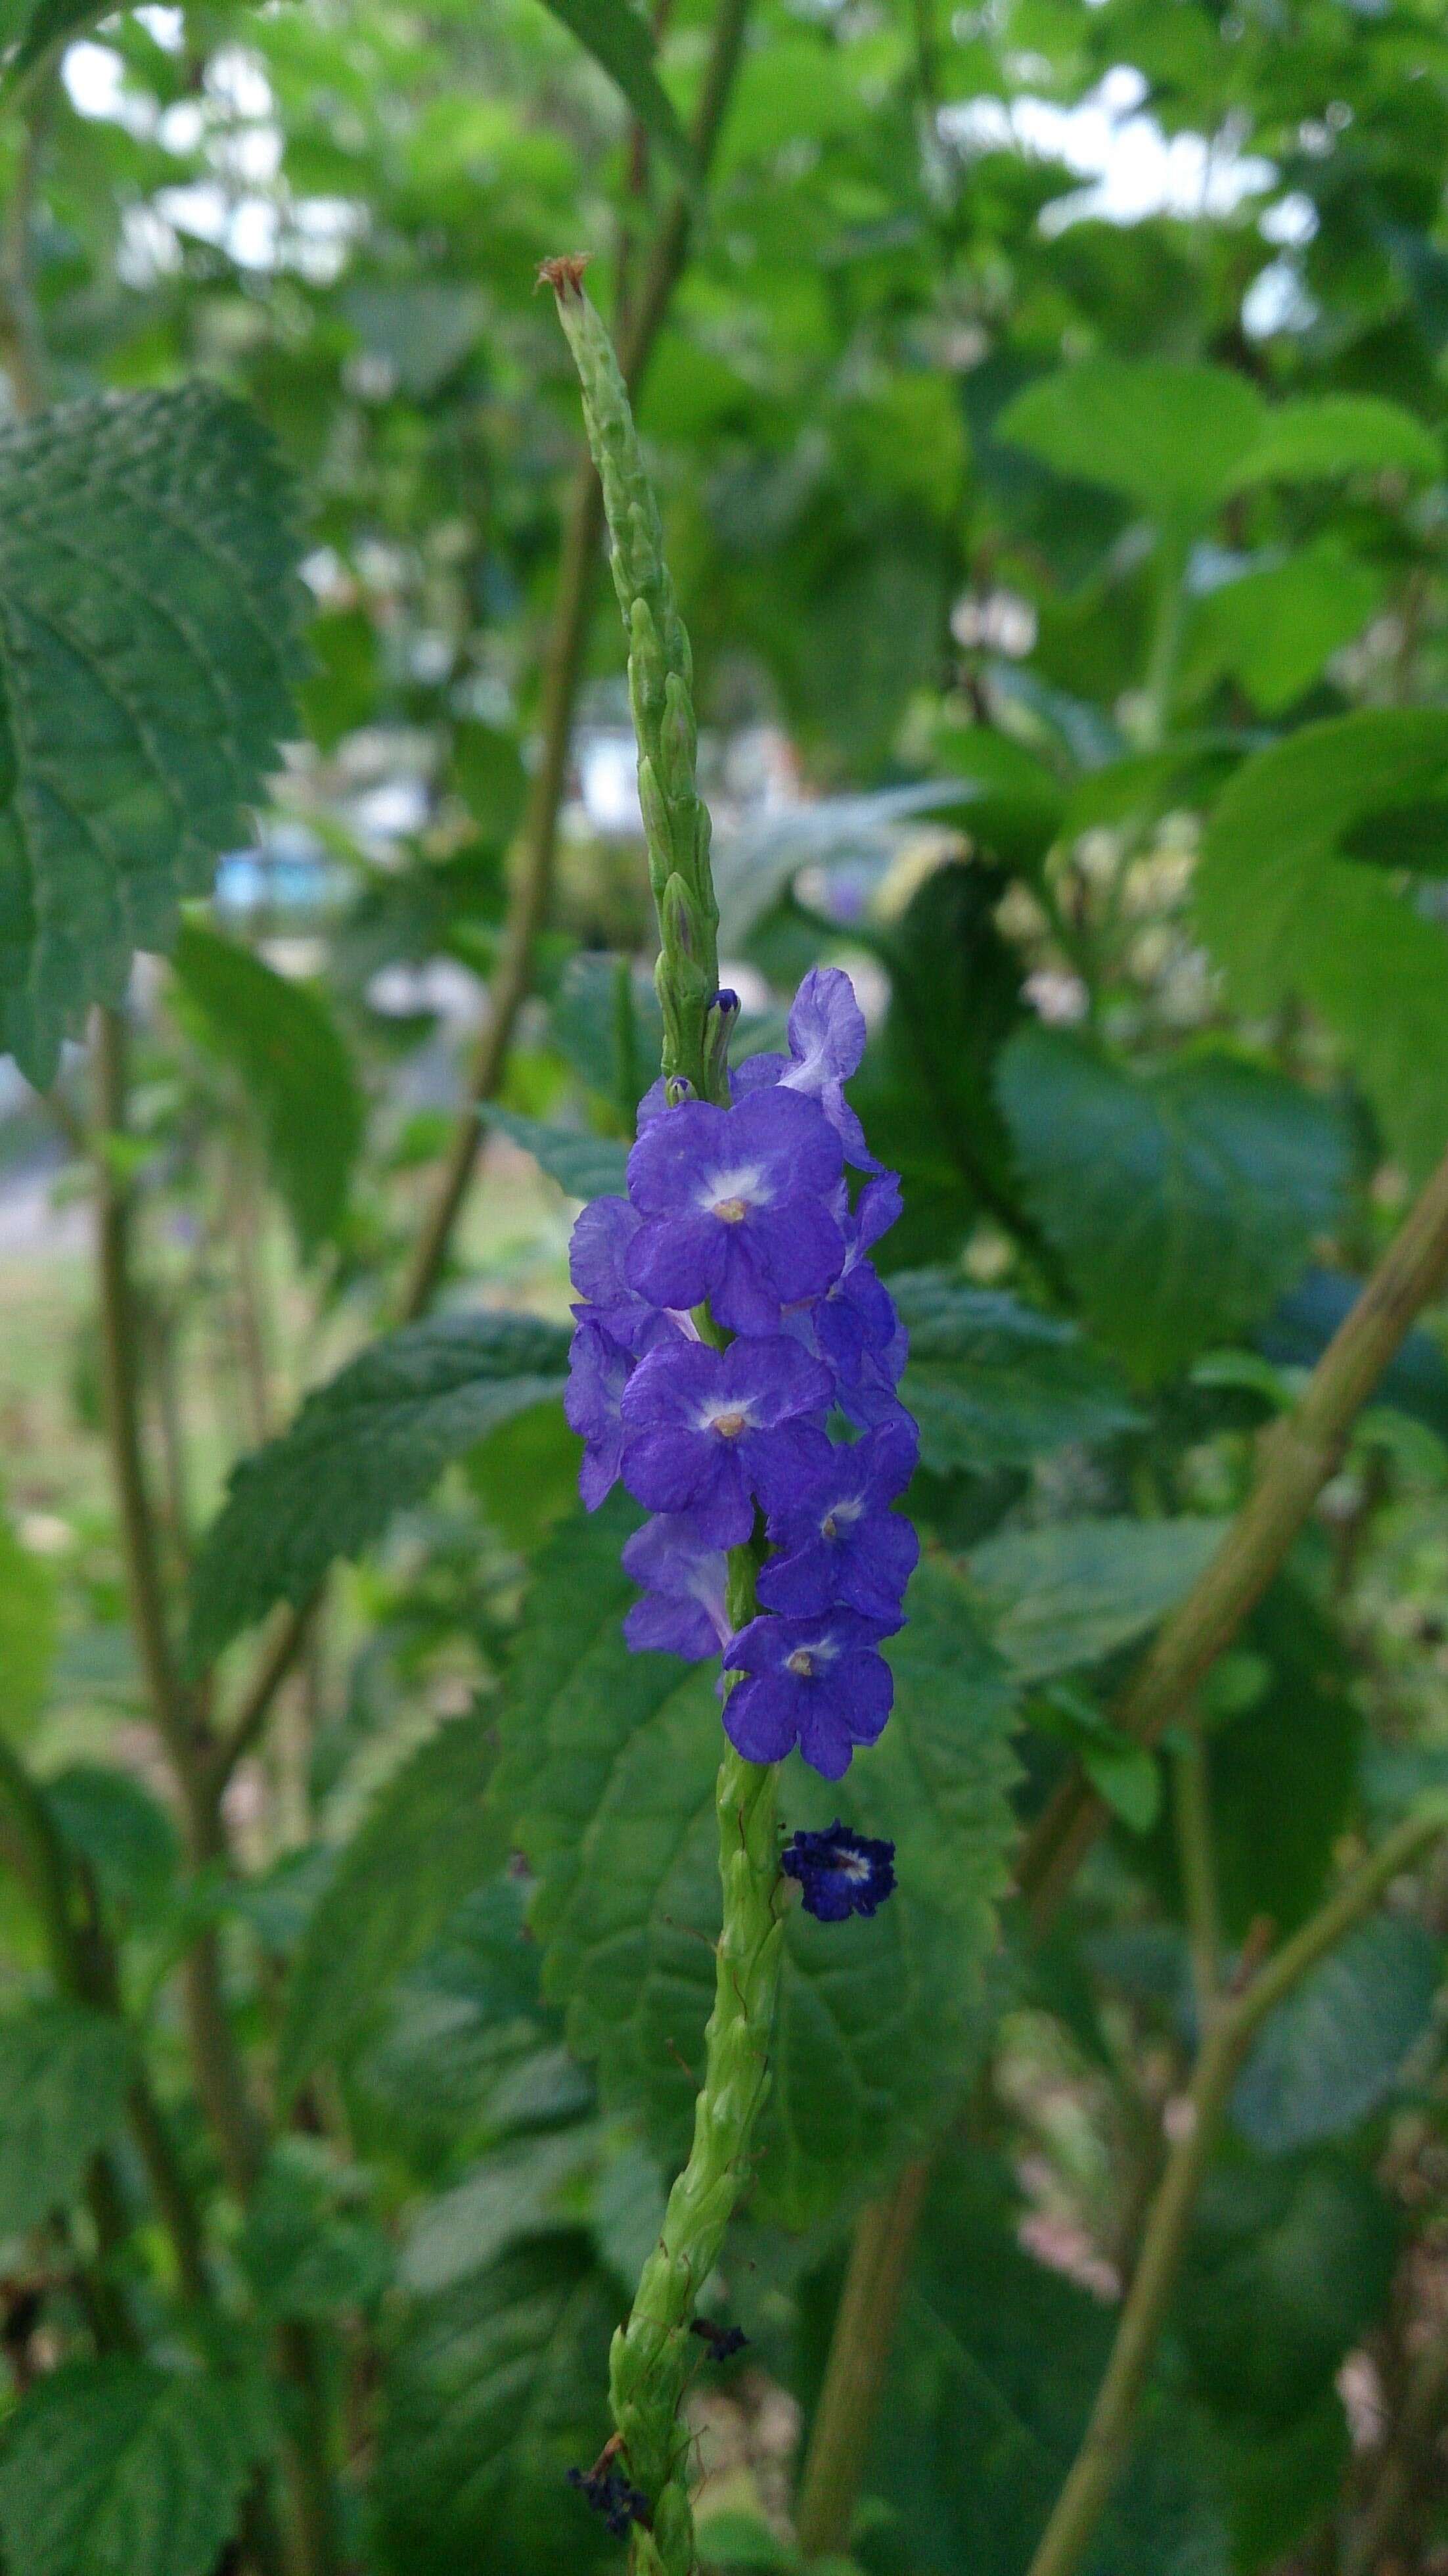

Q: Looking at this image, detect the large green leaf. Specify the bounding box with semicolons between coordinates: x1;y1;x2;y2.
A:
1178;2155;1397;2431
185;1312;571;1670
370;2233;617;2576
1180;543;1384;715
0;388;302;1087
171;919;362;1256
495;1502;1019;2224
968;1515;1224;1684
998;358;1265;515
0;2358;261;2576
893;1271;1142;1473
535;0;696;189
0;2003;132;2234
481;1106;631;1201
1229;394;1440;488
277;1707;506;2102
824;2150;1229;2576
997;1028;1347;1384
851;860;1031;1276
1195;709;1448;1174
1233;1916;1439;2153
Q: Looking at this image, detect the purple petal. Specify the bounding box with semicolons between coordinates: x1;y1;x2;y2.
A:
755;1195;846;1306
624;1592;721;1660
722;1670;805;1764
719;1335;833;1426
745;1421;836;1517
622;1337;721;1431
568;1195;639;1306
626;1099;732;1216
784;968;867;1088
625;1210;725;1312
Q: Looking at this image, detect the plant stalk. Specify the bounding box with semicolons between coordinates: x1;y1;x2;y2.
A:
793;2162;931;2560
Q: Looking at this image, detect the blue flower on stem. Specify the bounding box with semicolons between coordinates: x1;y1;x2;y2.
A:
625;1086;846;1334
758;1419;920;1622
781;1820;897;1921
620;1333;833;1546
622;1513;730;1661
733;965;880;1170
722;1606;899;1780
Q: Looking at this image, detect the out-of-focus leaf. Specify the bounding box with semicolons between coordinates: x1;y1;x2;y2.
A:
1229;394;1440;487
550;949;662;1112
714;784;991;947
535;0;697;189
1195;708;1448;1175
853;861;1030;1275
893;1271;1142;1472
0;388;302;1086
997;1028;1347;1385
171;919;363;1256
968;1515;1224;1683
45;1765;179;1920
998;357;1265;514
1233;1915;1439;2152
277;1707;505;2102
370;2234;617;2576
0;2358;263;2576
0;2004;131;2234
1181;543;1384;714
495;1502;1019;2224
482;1106;631;1201
237;2149;393;2321
1178;2155;1397;2430
186;1312;570;1669
1260;1270;1448;1438
344;283;487;399
401;2126;602;2293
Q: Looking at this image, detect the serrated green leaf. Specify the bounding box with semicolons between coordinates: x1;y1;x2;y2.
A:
482;1105;631;1200
359;1877;570;2138
236;2150;392;2322
0;2358;260;2576
535;0;697;189
0;2003;132;2234
893;1271;1142;1473
997;1028;1347;1384
1230;394;1440;488
370;2233;616;2576
1195;710;1448;1175
0;388;302;1086
401;2126;603;2294
278;1708;506;2102
998;358;1265;514
171;919;362;1256
496;1502;1019;2225
1233;1915;1439;2153
968;1515;1225;1684
186;1311;570;1670
0;1509;54;1738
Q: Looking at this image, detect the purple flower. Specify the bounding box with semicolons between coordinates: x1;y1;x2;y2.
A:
758;1421;920;1621
781;1820;897;1921
564;1320;633;1508
620;1335;834;1547
624;1088;846;1335
733;967;878;1170
723;1607;897;1780
622;1513;731;1661
568;1195;685;1356
786;1170;909;1429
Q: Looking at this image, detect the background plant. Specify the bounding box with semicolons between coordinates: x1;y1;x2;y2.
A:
5;2;1448;2573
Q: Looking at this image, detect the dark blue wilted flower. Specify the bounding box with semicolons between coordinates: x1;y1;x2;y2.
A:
690;2316;749;2360
723;1606;899;1780
567;2462;650;2537
781;1820;897;1921
757;1419;920;1622
620;1333;833;1548
624;1086;846;1335
622;1513;731;1661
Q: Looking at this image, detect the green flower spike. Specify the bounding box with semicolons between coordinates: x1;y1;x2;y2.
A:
544;257;785;2576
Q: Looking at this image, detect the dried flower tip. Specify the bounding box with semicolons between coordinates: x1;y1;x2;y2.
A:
538;254;590;298
781;1820;897;1920
567;2462;652;2537
690;2316;749;2360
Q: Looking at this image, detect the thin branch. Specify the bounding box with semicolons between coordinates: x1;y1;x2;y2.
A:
792;2163;930;2560
1021;1135;1448;1927
1024;1802;1448;2576
1171;1720;1221;2031
0;55;53;419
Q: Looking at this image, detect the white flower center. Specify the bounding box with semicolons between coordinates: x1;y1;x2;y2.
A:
820;1497;863;1542
700;1163;766;1224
